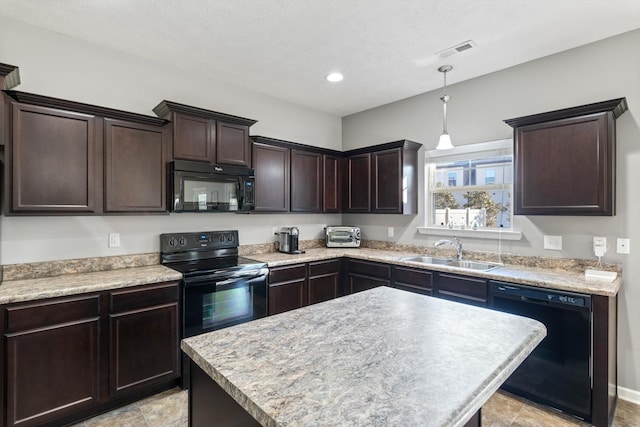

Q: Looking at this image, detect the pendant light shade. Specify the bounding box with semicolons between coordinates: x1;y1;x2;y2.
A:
436;65;454;150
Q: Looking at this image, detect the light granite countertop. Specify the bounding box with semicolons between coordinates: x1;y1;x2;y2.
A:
182;286;547;427
0;265;182;304
247;248;621;296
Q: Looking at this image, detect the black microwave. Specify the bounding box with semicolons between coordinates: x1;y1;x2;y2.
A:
170;160;255;212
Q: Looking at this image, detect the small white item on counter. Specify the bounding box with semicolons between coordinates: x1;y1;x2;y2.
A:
584;269;617;282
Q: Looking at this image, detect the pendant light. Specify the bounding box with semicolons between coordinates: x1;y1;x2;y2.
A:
436;65;454;150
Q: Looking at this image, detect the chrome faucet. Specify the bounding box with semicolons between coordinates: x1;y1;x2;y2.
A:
435;237;463;260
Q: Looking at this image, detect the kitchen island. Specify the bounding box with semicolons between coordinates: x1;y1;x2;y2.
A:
182;286;546;427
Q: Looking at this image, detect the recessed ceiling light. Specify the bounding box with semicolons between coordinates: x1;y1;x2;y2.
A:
326;72;344;82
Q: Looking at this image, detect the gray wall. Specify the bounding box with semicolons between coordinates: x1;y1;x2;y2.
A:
343;29;640;393
0;16;342;264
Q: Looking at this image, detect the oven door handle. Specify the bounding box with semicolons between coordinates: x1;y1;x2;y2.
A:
216;278;242;287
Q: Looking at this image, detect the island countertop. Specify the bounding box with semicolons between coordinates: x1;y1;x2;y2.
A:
182;286;546;427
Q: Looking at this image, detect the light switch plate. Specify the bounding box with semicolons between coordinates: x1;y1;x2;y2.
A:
617;238;631;254
387;227;394;237
543;235;562;251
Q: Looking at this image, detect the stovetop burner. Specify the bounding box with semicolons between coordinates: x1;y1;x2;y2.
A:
160;230;267;279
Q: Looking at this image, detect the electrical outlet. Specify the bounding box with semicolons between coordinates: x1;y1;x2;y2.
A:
388;227;394;237
543;235;562;251
593;237;607;257
617;238;631;254
108;233;120;248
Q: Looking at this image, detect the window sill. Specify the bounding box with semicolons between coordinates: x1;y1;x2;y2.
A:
416;226;523;241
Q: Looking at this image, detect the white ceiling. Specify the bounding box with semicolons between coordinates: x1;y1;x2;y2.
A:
0;0;639;117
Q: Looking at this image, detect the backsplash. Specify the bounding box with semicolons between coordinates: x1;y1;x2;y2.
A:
2;239;621;282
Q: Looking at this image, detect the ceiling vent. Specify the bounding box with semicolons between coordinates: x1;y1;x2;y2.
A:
436;40;477;59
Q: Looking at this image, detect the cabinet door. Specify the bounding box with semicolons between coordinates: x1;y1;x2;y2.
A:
253;142;290;212
323;155;342;213
392;266;434;296
345;153;371;212
514;112;613;215
346;259;391;294
216;122;251;167
371;148;402;213
171;112;214;162
108;282;180;397
437;273;488;307
268;264;307;315
308;259;341;304
9;102;99;213
4;295;101;427
104;119;169;212
291;149;322;212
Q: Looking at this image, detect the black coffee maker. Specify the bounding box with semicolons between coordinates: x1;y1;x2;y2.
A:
275;227;305;254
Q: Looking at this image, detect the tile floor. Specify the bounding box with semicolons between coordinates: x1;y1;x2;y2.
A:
72;387;640;427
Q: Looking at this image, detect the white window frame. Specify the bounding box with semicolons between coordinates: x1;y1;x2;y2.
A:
417;138;522;240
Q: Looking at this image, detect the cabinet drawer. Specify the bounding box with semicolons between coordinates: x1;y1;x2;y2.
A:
269;264;306;284
110;282;179;313
348;259;391;279
5;294;101;333
438;273;488;303
393;266;434;289
308;259;341;277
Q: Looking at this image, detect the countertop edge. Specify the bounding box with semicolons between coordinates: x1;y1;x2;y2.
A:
248;249;621;297
0;265;183;305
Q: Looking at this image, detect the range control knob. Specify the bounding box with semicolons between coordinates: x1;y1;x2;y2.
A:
227;234;234;242
168;237;177;247
219;234;225;243
179;237;187;247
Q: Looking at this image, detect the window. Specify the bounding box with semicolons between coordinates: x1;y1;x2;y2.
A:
426;139;513;230
485;169;495;185
447;172;457;186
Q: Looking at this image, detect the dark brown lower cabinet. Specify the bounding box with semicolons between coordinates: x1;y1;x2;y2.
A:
308;259;342;304
268;260;343;315
392;266;434;296
436;273;488;307
4;295;101;427
268;264;307;315
346;259;391;294
108;282;180;397
0;281;180;427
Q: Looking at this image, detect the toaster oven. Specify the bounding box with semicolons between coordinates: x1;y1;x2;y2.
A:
325;226;361;248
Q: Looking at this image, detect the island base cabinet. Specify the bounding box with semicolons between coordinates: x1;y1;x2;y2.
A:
3;295;101;427
190;361;261;426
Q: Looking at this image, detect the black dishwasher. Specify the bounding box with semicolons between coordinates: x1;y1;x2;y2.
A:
489;282;592;422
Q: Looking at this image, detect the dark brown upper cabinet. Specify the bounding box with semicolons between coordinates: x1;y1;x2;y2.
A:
291;149;322;213
8;101;101;214
345;153;371;213
251;136;342;213
344;140;421;214
322;154;342;213
505;98;628;216
104;119;169;213
3;91;170;215
252;141;290;212
153;100;257;166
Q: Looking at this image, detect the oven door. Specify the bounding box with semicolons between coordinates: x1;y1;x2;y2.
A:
183;271;268;338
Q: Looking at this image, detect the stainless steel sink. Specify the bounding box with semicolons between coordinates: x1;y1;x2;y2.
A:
398;256;503;271
444;260;503;271
399;256;452;265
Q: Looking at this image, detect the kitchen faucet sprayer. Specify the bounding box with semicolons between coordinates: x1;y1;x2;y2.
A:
435;237;463;260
